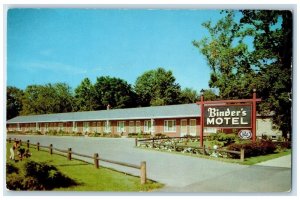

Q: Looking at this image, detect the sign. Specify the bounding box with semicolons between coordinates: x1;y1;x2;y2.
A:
204;105;252;128
238;130;252;139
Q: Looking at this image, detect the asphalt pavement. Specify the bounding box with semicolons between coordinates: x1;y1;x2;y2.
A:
6;135;292;193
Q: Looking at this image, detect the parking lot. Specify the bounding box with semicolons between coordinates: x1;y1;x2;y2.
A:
6;135;292;193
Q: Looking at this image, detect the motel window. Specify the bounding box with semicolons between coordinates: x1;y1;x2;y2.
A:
190;119;196;135
136;121;141;133
83;122;89;133
117;121;126;133
129;121;135;133
164;120;176;132
204;127;217;134
104;121;111;133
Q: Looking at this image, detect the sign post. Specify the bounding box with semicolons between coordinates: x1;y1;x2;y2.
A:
197;89;261;147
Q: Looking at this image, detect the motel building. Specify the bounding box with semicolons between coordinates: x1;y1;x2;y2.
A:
6;103;282;140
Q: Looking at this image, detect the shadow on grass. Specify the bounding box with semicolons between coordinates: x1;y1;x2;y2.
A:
7;160;80;191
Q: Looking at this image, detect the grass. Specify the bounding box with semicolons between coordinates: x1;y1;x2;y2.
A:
6;143;163;191
241;149;291;165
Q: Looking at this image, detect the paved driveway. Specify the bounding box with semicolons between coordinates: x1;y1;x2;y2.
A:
7;135;292;193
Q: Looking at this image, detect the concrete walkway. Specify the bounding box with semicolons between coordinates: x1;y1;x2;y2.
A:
255;154;291;168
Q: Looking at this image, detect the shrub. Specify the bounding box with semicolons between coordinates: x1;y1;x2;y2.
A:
227;140;276;158
154;133;168;139
6;161;77;191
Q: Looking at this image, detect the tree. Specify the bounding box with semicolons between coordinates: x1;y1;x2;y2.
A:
193;10;292;137
74;78;97;111
7;86;24;120
179;88;199;104
21;83;74;115
201;89;218;101
94;76;137;109
135;67;181;106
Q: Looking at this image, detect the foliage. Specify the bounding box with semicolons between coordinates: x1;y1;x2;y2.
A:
135;67;181;106
6;161;77;190
201;89;218;101
94;76;137;109
227;140;276;158
74;78;97;111
193;10;292;137
21;83;74;115
7;86;24;120
179;88;199;104
128;133;152;138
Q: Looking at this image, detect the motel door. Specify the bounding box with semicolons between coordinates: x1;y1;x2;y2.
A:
180;119;187;136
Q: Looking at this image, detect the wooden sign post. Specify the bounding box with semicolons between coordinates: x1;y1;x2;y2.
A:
198;89;261;147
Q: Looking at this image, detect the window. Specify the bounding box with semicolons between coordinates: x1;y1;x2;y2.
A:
117;121;126;133
144;120;152;133
190;119;196;136
136;121;141;133
104;121;111;133
129;121;135;133
164;120;176;132
83;122;89;133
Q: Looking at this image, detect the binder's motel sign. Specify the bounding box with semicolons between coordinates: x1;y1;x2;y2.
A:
204;105;252;128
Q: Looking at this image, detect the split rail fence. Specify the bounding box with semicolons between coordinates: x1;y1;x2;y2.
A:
7;138;147;184
135;137;245;162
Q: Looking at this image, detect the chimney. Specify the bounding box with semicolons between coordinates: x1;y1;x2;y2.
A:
107;104;111;110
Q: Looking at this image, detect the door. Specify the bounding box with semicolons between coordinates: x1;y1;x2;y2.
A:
180;119;187;136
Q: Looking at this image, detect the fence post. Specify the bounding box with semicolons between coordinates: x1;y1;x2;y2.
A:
140;161;147;184
240;148;245;162
173;142;176;151
94;153;99;169
27;140;30;148
37;142;40;151
49;144;53;155
19;139;22;146
67;148;72;160
135;138;138;147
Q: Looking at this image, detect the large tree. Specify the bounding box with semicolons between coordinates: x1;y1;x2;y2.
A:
74;78;97;111
7;86;24;120
179;88;199;104
193;10;292;137
135;67;181;106
94;76;137;109
21;83;74;115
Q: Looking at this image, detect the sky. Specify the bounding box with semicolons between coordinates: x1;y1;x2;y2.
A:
7;9;226;93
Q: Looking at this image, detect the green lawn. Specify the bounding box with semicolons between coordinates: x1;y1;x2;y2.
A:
241;149;291;165
6;143;163;191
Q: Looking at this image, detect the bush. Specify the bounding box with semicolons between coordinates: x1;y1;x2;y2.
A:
154;133;168;139
6;161;77;191
227;140;276;158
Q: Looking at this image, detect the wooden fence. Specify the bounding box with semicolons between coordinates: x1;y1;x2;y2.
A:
135;137;245;162
7;138;147;184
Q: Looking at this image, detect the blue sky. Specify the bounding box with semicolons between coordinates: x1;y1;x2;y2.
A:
7;9;225;92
